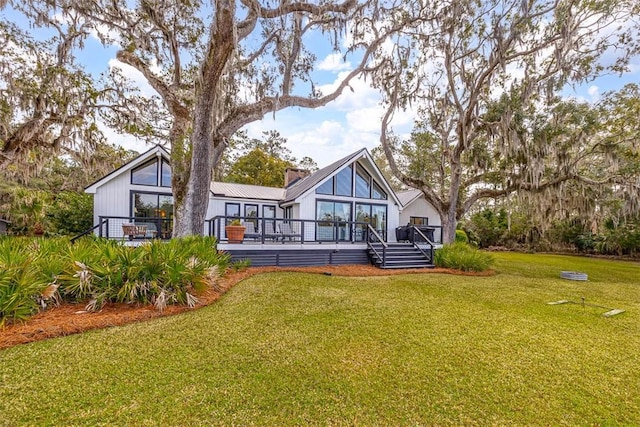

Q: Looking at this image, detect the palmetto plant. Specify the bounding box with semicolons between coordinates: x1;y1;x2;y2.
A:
1;236;230;321
0;239;49;326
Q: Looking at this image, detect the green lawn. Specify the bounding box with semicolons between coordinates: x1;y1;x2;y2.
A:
1;253;639;426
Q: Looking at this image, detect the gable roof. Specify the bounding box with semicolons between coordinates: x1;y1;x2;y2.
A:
282;148;401;207
84;144;170;194
397;189;423;207
283;149;367;202
210;182;285;201
85;146;401;207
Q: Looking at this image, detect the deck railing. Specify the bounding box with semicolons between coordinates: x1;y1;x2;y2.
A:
76;215;443;245
206;215;385;244
408;225;435;263
96;216;174;240
366;224;388;267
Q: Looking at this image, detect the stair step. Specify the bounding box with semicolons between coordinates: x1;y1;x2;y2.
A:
378;263;435;269
368;242;434;270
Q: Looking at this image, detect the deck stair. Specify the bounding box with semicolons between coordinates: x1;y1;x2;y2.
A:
368;242;434;269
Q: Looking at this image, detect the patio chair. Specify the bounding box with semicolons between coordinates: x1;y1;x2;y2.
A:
122;223;147;241
264;221;281;241
279;222;301;241
135;222;158;239
243;222;261;240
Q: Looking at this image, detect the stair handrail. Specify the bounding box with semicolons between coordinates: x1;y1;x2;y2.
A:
366;224;388;268
70;218;108;244
409;225;434;263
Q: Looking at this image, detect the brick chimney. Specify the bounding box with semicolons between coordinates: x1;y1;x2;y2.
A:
284;168;310;187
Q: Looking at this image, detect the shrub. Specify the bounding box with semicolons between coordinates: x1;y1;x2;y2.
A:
0;236;231;323
434;242;494;272
455;229;469;244
48;192;93;235
464;209;507;248
0;239;50;326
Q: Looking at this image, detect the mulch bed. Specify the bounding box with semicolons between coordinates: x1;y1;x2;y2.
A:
0;265;493;350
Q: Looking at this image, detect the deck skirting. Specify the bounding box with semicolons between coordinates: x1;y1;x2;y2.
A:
223;247;370;267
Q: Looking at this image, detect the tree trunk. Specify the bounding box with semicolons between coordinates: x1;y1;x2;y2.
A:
174;113;217;237
441;154;463;244
441;206;458;244
172;0;236;237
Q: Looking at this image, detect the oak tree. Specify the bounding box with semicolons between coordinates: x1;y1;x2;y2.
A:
18;0;418;236
375;0;640;242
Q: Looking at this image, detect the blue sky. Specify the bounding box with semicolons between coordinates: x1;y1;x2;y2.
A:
3;5;639;168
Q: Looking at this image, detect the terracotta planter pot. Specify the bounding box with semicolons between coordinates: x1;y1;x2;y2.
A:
225;225;246;243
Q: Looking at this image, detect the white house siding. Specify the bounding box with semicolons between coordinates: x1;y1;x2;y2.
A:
400;197;442;227
92;172;133;226
386;205;401;242
92;173;174;238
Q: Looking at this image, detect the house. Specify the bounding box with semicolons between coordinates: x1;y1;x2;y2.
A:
85;145;442;267
85;145;174;239
397;189;443;242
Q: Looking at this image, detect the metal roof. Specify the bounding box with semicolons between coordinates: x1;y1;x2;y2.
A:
210;181;285;201
397;189;423;207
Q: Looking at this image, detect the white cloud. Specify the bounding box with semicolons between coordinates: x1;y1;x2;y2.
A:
588;85;600;101
108;58;158;97
238;67;419;167
627;60;640;74
317;53;352;72
98;122;149;154
316;72;381;111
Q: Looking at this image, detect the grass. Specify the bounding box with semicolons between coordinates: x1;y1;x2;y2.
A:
1;252;639;425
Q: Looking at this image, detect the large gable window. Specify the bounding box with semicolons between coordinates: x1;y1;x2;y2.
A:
372;181;387;200
161;160;172;187
131;157;172;187
132;160;157;185
316;166;353;196
355;164;371;198
335;165;352;196
315;162;386;201
316;178;333;195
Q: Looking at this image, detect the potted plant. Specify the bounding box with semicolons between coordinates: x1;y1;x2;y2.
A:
225;219;246;243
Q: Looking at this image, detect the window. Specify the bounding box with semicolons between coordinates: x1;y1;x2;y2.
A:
355;203;387;241
335;165;353;196
372;181;387;200
371;205;387;234
316;200;352;241
131;160;158;186
263;205;276;219
132;192;174;237
161;159;172;187
409;216;429;225
316;178;333;195
132;192;174;218
225;203;240;224
314;162;385;200
244;204;258;226
131;157;172;187
355;164;371;198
